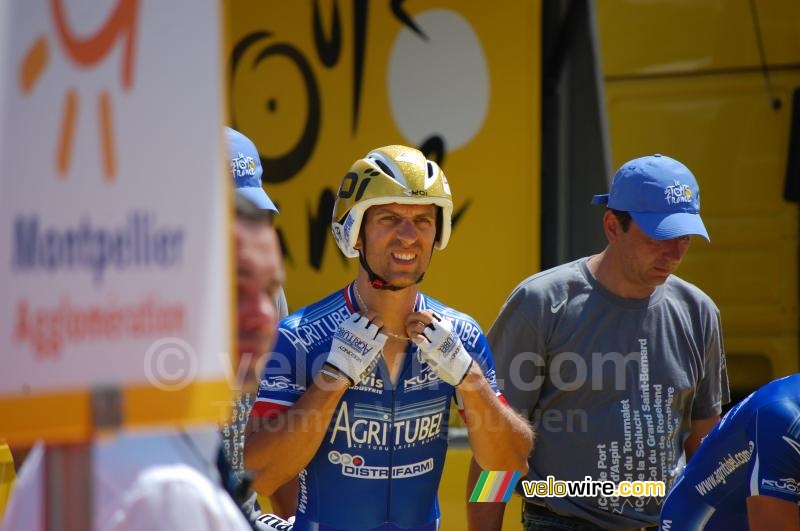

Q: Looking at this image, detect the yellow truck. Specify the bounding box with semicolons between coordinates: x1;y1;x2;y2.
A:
599;0;799;397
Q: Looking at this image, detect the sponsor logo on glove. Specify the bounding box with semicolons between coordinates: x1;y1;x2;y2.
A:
333;327;377;360
326;313;387;385
411;312;473;387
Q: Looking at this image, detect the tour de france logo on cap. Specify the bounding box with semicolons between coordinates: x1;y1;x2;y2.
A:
664;180;693;206
231;152;257;179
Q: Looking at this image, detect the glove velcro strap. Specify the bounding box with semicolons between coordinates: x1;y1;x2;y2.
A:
454;358;474;387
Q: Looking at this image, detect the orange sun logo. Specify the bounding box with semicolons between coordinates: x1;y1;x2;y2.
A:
19;0;139;181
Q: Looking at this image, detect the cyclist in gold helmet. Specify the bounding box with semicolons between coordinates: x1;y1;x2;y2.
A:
245;145;532;531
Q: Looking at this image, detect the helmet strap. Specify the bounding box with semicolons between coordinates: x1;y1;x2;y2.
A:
358;248;402;291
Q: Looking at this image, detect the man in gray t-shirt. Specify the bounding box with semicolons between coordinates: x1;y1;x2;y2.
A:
468;154;730;530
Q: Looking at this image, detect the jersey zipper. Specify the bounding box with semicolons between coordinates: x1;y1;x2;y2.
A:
387;296;422;523
386;377;396;522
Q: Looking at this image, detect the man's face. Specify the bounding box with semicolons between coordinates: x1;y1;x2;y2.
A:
355;203;437;289
235;218;283;391
612;216;691;292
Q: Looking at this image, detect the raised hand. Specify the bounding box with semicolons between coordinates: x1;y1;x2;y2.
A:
325;311;387;386
406;310;473;387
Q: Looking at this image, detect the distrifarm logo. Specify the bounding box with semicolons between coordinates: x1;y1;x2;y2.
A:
19;0;139;180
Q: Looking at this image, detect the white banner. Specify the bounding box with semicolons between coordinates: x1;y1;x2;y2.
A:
0;0;230;441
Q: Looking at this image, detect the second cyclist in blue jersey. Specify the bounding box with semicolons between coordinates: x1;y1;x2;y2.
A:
244;145;534;531
660;374;800;531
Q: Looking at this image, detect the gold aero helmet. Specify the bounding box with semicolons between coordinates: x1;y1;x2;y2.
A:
331;145;453;259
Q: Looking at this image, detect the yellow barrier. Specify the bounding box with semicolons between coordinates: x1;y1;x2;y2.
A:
0;442;17;522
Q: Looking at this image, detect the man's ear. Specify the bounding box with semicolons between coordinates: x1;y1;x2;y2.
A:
602;210;620;243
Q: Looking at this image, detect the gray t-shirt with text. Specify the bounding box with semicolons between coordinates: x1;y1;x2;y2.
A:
489;257;729;529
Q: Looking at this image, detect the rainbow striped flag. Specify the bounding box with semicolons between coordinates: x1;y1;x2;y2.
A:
469;470;521;502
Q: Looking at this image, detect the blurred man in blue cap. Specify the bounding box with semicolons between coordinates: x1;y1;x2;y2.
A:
226;127;287;320
222;127;296;521
470;154;730;530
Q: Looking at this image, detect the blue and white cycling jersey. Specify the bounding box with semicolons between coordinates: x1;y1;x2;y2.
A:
251;284;505;531
660;374;800;530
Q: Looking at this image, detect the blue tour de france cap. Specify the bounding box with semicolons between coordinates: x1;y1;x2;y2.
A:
225;126;278;213
591;154;709;241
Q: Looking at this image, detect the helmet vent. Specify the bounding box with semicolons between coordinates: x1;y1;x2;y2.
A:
374;159;395;180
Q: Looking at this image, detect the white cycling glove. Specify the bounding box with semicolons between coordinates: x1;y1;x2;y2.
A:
326;313;387;385
255;513;294;530
412;313;474;386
